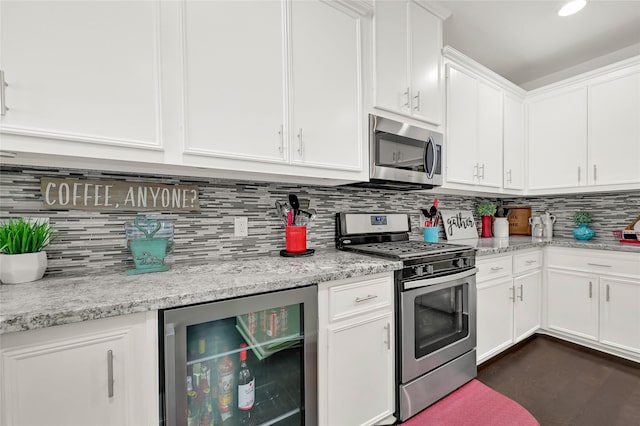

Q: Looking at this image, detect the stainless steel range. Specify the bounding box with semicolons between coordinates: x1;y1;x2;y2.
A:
336;212;478;422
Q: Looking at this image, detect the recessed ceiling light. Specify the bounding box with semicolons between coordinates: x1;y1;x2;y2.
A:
558;0;587;17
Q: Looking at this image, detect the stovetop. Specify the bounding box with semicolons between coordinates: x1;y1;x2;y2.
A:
341;240;470;260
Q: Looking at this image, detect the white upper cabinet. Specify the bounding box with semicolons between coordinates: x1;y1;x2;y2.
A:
503;94;525;190
373;0;443;126
289;0;362;171
445;64;503;190
588;71;640;186
527;87;588;190
0;0;166;163
179;0;367;181
180;0;286;164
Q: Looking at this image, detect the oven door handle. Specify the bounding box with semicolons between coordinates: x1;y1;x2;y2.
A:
403;268;478;290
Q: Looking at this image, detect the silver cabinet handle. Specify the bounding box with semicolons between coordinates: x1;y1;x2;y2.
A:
473;163;479;179
479;163;485;179
384;323;391;350
518;284;524;301
403;88;410;108
278;125;284;153
525;260;538;265
355;294;378;303
0;70;8;116
587;263;612;268
296;128;303;156
392;152;397;163
413;90;421;111
589;281;592;299
606;284;610;302
593;164;597;182
490;267;504;272
578;166;581;183
107;349;114;398
509;286;515;301
506;169;512;184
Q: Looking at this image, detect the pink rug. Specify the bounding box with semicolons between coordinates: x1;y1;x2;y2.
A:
402;379;539;426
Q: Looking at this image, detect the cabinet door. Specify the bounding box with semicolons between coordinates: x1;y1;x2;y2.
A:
503;94;525;190
180;0;286;163
513;270;541;342
599;277;640;353
546;269;598;341
476;277;514;363
588;72;640;186
326;313;394;426
446;66;478;185
0;0;163;158
373;0;410;115
527;87;588;190
290;0;362;171
476;80;503;188
1;313;156;426
409;2;442;125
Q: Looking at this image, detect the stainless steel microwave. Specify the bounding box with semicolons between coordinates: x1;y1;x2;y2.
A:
367;114;443;190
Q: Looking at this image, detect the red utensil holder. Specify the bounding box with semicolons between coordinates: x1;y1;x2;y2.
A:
285;226;307;253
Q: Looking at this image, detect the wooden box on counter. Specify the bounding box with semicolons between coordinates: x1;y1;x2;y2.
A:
505;206;531;235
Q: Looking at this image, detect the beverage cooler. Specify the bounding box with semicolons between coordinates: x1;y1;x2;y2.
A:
159;285;317;426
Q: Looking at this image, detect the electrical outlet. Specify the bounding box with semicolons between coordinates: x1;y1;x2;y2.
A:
234;217;249;237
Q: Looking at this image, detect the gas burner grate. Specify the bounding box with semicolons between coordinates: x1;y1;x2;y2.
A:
348;240;467;259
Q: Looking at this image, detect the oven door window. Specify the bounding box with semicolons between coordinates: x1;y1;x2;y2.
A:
414;284;469;358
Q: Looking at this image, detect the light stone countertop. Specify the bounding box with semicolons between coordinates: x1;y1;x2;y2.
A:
2;239;637;335
0;249;402;335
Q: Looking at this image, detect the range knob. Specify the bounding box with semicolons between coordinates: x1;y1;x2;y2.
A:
414;265;424;276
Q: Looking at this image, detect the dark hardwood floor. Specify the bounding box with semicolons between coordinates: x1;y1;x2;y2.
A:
477;335;640;426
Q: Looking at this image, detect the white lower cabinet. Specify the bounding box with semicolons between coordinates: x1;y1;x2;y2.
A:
476;250;542;364
318;272;395;426
544;247;640;360
0;312;158;426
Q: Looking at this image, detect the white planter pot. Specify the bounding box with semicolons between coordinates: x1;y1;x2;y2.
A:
0;251;48;284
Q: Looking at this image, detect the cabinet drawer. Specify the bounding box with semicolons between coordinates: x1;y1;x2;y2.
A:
547;247;640;277
328;275;392;322
513;250;543;275
476;255;512;283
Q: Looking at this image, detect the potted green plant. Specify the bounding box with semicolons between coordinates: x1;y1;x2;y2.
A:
572;211;595;240
476;202;497;238
0;218;56;284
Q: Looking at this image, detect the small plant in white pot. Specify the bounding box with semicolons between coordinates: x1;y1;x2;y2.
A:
0;218;56;284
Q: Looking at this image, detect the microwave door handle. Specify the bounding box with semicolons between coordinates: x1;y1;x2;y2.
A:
424;137;436;179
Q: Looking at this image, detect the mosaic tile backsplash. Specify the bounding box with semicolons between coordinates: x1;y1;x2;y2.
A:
1;165;638;277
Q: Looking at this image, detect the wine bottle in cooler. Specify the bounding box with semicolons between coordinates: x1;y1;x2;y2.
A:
217;345;234;418
237;343;256;425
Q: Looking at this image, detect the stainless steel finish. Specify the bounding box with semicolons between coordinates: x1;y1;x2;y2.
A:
479;163;485;179
578;166;581;183
399;350;476;422
413;90;421;111
587;262;612;268
400;272;476;383
297;128;303;156
589;281;593;298
384;323;391;350
368;114;444;187
518;284;524;301
606;284;610;302
162;285;318;426
0;70;8;116
403;88;410;108
355;294;378;303
473;163;479;179
107;349;114;398
278;124;284;153
426;138;437;179
509;286;515;301
403;268;477;290
594;164;597;181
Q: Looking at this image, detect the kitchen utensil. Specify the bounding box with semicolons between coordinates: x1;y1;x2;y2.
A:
289;194;300;225
298;198;310;210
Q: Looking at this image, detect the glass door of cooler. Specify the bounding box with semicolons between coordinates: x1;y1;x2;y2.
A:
161;285;317;426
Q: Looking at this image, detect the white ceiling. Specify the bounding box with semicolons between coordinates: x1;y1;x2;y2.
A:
432;0;640;89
